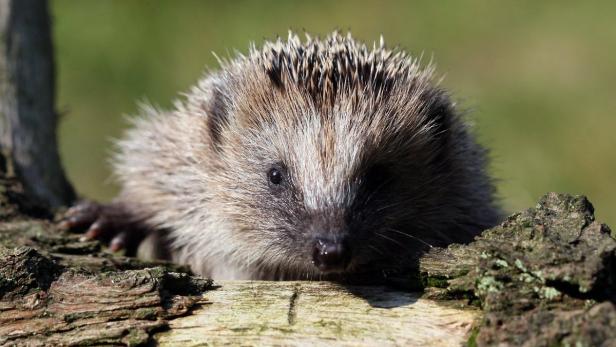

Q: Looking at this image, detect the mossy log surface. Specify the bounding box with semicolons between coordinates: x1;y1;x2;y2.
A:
420;193;616;346
1;170;615;346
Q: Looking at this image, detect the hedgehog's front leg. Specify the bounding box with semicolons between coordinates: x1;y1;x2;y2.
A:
60;200;150;256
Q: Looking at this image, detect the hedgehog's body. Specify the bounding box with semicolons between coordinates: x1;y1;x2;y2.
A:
68;32;501;280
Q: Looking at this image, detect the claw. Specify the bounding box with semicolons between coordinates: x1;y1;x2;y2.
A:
65;203;90;215
84;223;103;239
110;232;127;252
59;200;150;257
61;201;102;232
58;219;72;230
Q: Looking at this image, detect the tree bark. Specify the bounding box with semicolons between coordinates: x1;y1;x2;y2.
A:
0;0;75;210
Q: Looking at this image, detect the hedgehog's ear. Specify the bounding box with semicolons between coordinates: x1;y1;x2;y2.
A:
203;81;231;153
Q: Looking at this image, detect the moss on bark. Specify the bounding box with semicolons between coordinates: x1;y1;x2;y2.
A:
420;193;616;346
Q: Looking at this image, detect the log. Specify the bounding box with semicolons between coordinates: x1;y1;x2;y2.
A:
156;194;616;346
0;253;211;346
157;281;478;346
0;0;75;210
1;165;615;346
0;172;210;346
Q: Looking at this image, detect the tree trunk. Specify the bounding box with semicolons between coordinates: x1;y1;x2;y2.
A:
0;0;75;210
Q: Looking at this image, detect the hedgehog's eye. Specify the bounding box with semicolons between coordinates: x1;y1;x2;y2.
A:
268;167;283;185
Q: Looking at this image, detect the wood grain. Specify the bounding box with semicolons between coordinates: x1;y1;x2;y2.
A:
157;281;479;347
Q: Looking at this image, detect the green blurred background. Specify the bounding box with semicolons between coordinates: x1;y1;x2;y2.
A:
52;1;615;225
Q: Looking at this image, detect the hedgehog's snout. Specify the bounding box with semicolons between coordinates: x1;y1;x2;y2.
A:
311;237;351;273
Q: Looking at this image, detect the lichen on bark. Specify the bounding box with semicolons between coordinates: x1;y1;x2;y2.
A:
420;192;616;346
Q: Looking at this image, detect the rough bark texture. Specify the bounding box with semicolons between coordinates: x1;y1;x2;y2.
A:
0;0;75;210
0;169;212;346
419;193;616;346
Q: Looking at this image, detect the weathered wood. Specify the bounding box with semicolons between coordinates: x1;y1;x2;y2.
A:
0;251;208;346
0;0;75;210
0;173;212;346
157;281;478;347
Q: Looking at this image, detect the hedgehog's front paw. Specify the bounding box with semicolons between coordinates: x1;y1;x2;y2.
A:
60;200;147;256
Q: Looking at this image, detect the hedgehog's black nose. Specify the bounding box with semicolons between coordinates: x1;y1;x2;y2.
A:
312;238;350;273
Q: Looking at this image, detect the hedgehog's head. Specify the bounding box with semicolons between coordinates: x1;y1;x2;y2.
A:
186;32;491;279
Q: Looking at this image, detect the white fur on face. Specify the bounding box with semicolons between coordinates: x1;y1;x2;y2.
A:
281;114;361;212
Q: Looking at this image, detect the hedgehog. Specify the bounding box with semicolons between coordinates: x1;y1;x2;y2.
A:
62;32;501;280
